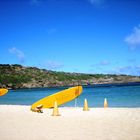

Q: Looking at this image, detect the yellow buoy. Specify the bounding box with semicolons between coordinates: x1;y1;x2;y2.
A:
104;98;108;108
83;98;89;111
0;88;8;96
52;101;61;116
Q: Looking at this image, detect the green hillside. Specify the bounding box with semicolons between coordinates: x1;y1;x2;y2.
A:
0;64;140;89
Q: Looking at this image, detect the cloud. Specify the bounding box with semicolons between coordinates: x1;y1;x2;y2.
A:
89;60;110;73
41;60;64;70
88;0;105;6
125;25;140;49
9;47;25;63
111;66;140;76
99;60;110;65
91;60;110;67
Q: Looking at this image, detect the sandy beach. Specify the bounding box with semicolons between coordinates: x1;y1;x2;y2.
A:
0;105;140;140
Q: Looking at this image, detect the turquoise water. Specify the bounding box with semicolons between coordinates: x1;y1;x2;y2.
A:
0;85;140;107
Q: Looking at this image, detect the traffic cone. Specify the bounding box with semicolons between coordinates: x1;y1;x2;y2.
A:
104;98;108;108
83;98;89;111
52;101;61;116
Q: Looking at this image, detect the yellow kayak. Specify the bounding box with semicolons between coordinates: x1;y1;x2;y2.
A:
31;86;82;111
0;88;8;96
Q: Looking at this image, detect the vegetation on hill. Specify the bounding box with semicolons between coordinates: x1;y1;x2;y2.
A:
0;64;140;89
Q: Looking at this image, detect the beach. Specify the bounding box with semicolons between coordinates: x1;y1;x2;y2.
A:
0;105;140;140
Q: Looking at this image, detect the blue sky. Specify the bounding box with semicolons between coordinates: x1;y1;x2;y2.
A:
0;0;140;75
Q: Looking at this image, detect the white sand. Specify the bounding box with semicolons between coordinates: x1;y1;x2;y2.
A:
0;105;140;140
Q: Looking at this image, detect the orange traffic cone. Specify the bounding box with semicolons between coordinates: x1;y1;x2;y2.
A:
52;101;61;116
104;98;108;108
83;98;89;111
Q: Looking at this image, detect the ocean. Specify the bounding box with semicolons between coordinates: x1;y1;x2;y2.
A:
0;84;140;107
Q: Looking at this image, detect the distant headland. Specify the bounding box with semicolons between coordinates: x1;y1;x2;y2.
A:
0;64;140;89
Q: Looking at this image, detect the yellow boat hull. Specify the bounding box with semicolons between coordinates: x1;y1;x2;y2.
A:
0;88;8;96
31;86;82;111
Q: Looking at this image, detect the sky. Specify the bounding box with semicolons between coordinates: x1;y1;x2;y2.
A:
0;0;140;76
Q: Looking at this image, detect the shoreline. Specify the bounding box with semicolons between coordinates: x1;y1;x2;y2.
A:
1;104;140;108
0;105;140;140
4;81;140;90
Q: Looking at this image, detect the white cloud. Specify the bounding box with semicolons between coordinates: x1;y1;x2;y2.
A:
111;66;140;76
125;25;140;49
91;60;110;67
99;60;110;65
89;60;110;73
9;47;25;63
41;60;64;70
88;0;105;6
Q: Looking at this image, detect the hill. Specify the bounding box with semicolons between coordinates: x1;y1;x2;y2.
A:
0;64;140;89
